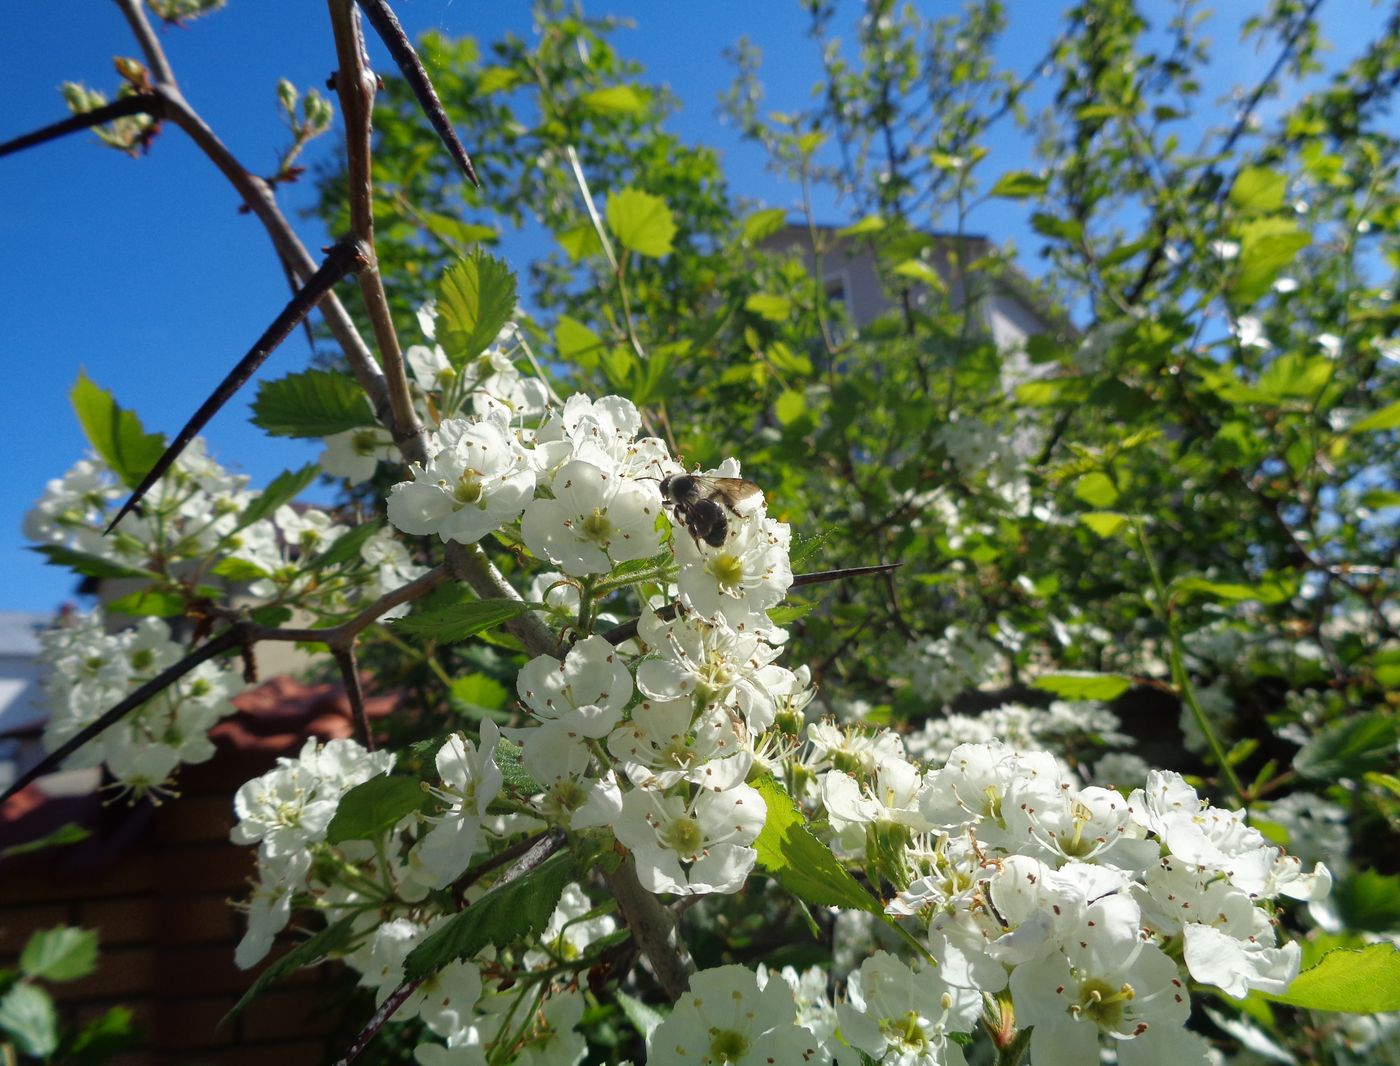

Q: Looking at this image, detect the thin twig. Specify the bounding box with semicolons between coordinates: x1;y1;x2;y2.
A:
105;240;368;533
0;94;163;158
355;0;481;187
116;0;177;86
333;644;374;750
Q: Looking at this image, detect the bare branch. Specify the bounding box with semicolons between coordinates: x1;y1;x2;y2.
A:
604;853;694;1001
327;0;423;450
0;94;163;159
105;239;368;534
115;0;177;86
355;0;481;187
332;644;374;750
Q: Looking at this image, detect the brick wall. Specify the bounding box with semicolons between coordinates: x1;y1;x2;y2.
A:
0;676;400;1066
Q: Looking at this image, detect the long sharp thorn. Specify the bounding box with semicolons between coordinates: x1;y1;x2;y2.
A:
355;0;481;188
791;562;902;588
0;93;163;159
104;240;365;534
0;627;244;805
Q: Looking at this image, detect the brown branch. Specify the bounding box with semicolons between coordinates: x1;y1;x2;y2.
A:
333;644;374;750
105;240;368;533
604;853;694;1001
116;0;177;86
355;0;481;187
327;0;422;449
0;94;164;158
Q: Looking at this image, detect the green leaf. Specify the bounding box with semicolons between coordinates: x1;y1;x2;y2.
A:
1256;351;1333;401
891;259;945;289
1257;944;1400;1012
615;990;665;1041
988;170;1048;199
742;207;789;244
836;215;884;238
0;984;57;1057
420;213;497;248
20;926;98;982
1295;713;1399;781
1073;472;1120;508
231;464;320;533
1032;672;1133;700
580;85;645;115
494;736;540;797
476;66;521;95
222;915;358;1025
1174;576;1295;606
768;602;814;626
448;674;510;720
774;389;806;426
606;188;676;258
403;850;575;981
1334;870;1400;933
251;370;376;438
436;251;519;368
70;371;166;489
752;775;881;914
792;528;836;566
326;776;429;844
69;1005;137;1063
1232;218;1311;305
211;556;271;582
555;316;606;368
744;293;791;322
1079;512;1131;538
30;545;155;581
1229;166;1287;214
309;519;383;571
106;587;186;618
1349;398;1400;433
393;599;541;644
556;221;604;263
0;822;90;860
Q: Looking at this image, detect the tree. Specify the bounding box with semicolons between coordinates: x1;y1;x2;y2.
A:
5;0;1398;1063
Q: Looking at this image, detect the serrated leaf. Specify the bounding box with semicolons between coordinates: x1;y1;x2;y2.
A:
989;170;1048;199
232;465;319;533
606;188;676;259
69;1005;137;1061
1032;672;1133;700
1295;713;1398;781
494;736;540;797
768;602;814;626
836;215;884;238
580;85;645;115
0;984;57;1057
1079;512;1131;538
1256;944;1400;1012
792;529;836;566
436;252;518;368
309;519;383;571
70;371;166;490
393;599;541;644
1349;398;1400;433
223;915;358;1025
1073;472;1119;508
30;545;155;581
744;293;791;322
742;207;788;244
752;775;881;913
403;850;575;981
20;926;97;982
449;674;510;719
106;587;186;618
555;316;606;367
326;776;430;844
251;370;376;438
556;221;604;263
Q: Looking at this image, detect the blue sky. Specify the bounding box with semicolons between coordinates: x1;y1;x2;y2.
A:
0;2;1376;613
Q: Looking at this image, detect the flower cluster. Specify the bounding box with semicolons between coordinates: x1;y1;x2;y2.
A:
37;608;242;798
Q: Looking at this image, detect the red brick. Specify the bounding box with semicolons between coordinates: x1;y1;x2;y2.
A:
154;794;237;845
75;897;156;946
0;902;76;954
239;985;344;1042
54;946;156;999
174;1038;331;1066
151;893;239;945
148;995;235;1051
153;844;254;895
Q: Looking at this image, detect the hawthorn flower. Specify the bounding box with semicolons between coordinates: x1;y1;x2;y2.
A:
387;408;535;544
614;783;766;895
410;722;504;889
320;426;397;483
836;951;980;1066
673;509;792;636
517;635;633;739
521;459;664;576
648;965;817;1065
607;699;749;792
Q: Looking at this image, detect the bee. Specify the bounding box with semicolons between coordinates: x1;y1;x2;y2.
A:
659;473;764;548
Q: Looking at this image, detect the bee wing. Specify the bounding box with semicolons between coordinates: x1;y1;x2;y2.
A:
697;476;764;513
